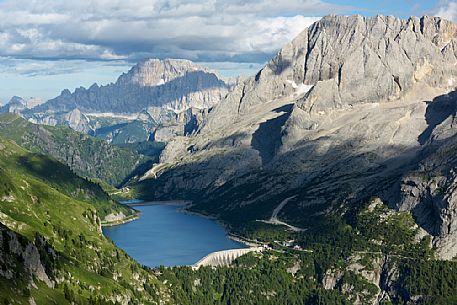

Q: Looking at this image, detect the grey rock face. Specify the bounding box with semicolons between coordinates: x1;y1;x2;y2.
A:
284;15;457;148
64;108;92;134
0;224;54;287
34;59;229;114
23;59;231;143
0;96;44;114
139;15;457;259
206;15;457;142
1;96;28;114
395;128;457;259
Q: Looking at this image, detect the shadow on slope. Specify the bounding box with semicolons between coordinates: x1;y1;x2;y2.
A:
0;113;149;187
418;89;457;145
15;154;108;201
134;133;428;232
251;104;294;165
383;133;457;237
14;152;137;219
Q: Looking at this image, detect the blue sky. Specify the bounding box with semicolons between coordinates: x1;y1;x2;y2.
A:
0;0;454;103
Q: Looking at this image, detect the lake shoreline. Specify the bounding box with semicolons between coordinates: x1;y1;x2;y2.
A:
174;207;255;248
118;199;257;252
101;212;141;227
119;200;257;248
126;200;192;207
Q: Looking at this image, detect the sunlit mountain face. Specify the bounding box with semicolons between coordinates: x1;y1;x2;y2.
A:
2;1;457;304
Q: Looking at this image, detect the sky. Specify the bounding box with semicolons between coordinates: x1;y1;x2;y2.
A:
0;0;455;103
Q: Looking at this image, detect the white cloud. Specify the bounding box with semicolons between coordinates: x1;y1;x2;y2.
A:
0;0;333;63
434;1;457;22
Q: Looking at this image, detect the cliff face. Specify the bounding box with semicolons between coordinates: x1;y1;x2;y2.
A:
205;15;457;131
35;59;228;114
136;15;457;259
24;59;231;143
395;115;457;259
0;224;55;288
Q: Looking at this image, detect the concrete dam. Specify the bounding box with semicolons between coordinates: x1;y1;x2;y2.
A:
193;247;263;268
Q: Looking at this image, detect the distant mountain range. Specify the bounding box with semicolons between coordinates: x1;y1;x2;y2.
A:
0;96;44;114
1;59;233;144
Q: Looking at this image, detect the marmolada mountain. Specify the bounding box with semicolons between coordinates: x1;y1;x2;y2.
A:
2;13;457;304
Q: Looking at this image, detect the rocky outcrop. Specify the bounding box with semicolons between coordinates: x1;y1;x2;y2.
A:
322;254;402;305
395;131;457;259
64;108;92;134
0;96;27;114
0;224;55;287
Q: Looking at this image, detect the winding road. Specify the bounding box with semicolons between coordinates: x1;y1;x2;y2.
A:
258;195;305;232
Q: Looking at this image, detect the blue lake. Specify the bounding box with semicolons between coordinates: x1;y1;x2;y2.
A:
102;204;245;267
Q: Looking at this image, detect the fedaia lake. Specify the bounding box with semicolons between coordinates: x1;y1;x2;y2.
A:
102;204;245;267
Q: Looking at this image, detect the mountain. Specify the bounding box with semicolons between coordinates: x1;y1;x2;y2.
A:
138;14;457;242
0;135;171;304
0;96;44;114
0;113;151;186
133;14;457;299
0;96;27;114
0;132;135;223
22;59;232;144
4;14;457;305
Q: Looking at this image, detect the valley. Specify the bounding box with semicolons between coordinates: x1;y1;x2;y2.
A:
2;12;457;305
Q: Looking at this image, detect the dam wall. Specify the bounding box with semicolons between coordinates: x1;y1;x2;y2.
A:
193;247;263;268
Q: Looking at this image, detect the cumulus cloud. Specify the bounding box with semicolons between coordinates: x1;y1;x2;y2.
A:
434;1;457;22
0;0;345;64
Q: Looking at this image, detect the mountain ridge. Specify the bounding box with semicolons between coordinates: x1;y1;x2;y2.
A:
17;58;232;143
0;135;168;304
135;14;457;260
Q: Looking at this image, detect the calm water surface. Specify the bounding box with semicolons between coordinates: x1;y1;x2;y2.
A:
103;204;245;267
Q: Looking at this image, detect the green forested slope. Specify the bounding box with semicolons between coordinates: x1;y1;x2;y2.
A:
0;136;168;304
2;133;457;304
0;113;150;186
157;199;457;305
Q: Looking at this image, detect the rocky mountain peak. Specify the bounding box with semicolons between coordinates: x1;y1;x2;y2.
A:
117;58;213;87
8;96;25;105
205;14;457;131
293;14;456;113
0;96;44;114
30;58;229;115
60;89;72;96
